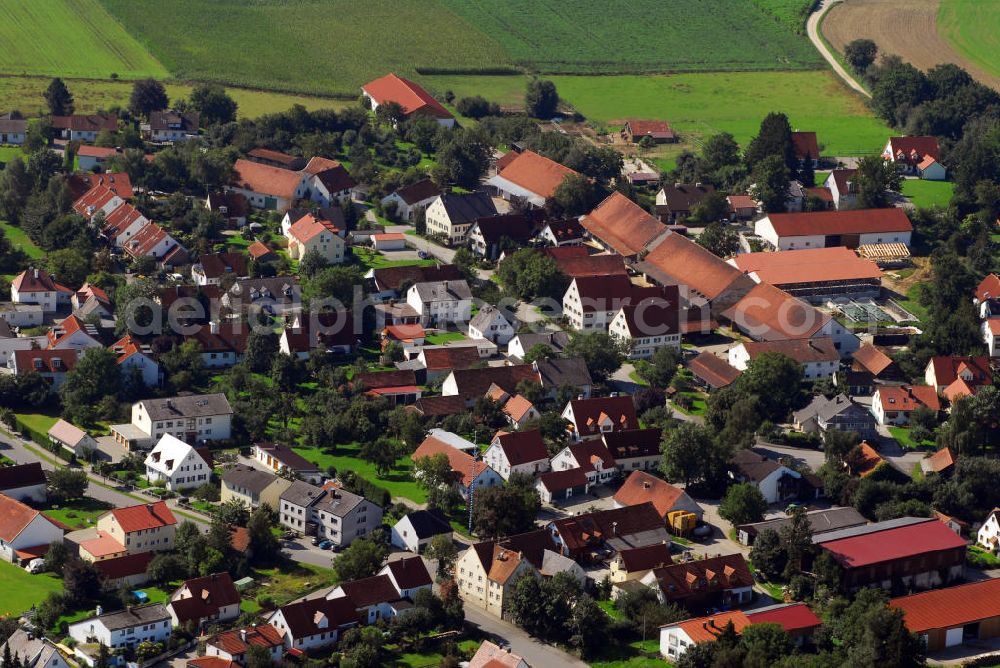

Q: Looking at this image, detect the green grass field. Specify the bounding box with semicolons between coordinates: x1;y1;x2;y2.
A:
0;75;350;120
424;71;889;156
0;0;167;79
444;0;820;74
753;0;816;33
901;179;955;209
938;0;1000;81
0;560;62;617
293;443;427;504
41;498;113;530
888;426;935;450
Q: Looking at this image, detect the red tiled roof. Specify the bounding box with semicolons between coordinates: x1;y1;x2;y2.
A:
791;131;820;160
362;73;453;120
303;157;356;193
70;172;133;198
170;572;241;625
626;119;675;139
766;208;913;237
805;186;833;203
209;624;284;655
232;158;302;200
12;268;59;293
721;283;829;341
852;343;894;376
383;323;425;341
742;337;839;364
247;240;274;260
111;501;177;533
288;213;336;243
650;553;754;602
876;385;941;413
493;430;548;466
383;555;432;590
248;148;302;166
928;355;992;388
52;113;117;132
77;145;117;158
821;519;966;569
727;195;757;211
581;192;668;257
447;364;540;399
550;252;627;279
94;551;155;581
670;603;822;642
613;470;688;519
496;150;577;200
0;494;59;541
189;658;238;668
852;442;885;478
890;578;1000;634
640;232;749;301
103;204;146;237
746;602;823;632
617;543;672;572
538;467;589;493
688;352;741;389
13;348;80;374
922;447;955;474
887;136;940;164
412;436;492;487
421;346;480;371
976;274;1000;302
567;395;638;437
72;185;120;218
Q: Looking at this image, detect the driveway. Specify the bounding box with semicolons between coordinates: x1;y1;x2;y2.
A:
806;0;871;99
463;606;589;668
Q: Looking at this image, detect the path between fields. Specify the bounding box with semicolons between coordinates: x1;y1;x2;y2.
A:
807;0;871;99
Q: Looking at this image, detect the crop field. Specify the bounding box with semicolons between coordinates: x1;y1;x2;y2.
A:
938;0;1000;83
0;76;349;120
444;0;822;74
424;71;891;156
97;0;508;97
752;0;818;33
822;0;1000;91
0;0;166;79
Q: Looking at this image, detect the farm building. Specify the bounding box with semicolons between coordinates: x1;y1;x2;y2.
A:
890;578;1000;652
622;119;676;143
361;73;455;127
580;192;668;260
755;209;913;250
487;149;578;208
727;247;883;302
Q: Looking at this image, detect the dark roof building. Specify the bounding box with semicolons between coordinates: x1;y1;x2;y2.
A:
736;507;867;545
548;502;668;561
655;183;717;223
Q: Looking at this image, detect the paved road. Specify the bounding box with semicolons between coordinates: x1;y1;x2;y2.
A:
463;606;589;668
807;0;872;99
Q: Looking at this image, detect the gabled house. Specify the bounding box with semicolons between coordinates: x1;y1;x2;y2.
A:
285;213;345;264
73;185;125;221
655;183;716;224
96;501;177;556
977;509;1000;553
729;449;803;504
52;113;117;141
537;218;585;246
189;321;250;368
192;253;249;286
406;279;472;326
143;110;199;141
168;572;242;629
0;631;71;668
468;304;515;344
609;297;681;359
441;364;540;406
417;346;481;381
0;493;65;564
561;395;638;441
613;470;702;521
368;264;463;300
728;337;839;380
328;574;408;625
248;148;307;171
355;369;422;406
484;386;539;429
48;419;97;458
736;506;866;546
0;116;26;145
639;553;754;611
562;274;666;331
411;433;501;500
610;543;673;583
77;145;118;171
280;311;357;359
792;393;877;440
507;331;570;362
548;503;669;561
205;624;284;665
144;434;212;491
229;159;309;212
536;468;590;504
467;212;541;259
11;267;73;312
687;352;741;390
223;277;301;320
824;169;859;209
9;348;81;389
390;510;452;553
424;191;498;245
871;385;941;425
840;342;902;395
122;222;188;267
469;641;529;668
301;157;357;206
254;444;322;484
550;440;618;486
205;191;250;228
221;465;291;510
68;604;172;659
727;246;882;303
890;578;1000;653
362;73;455;126
580;192;668;259
484;430;550;480
921;446;956;477
924;355;992;396
380;179;440;222
882;136;944;179
111;333;160;387
487;149;578;208
266;596;360;652
532;356;592;400
110;393;233;450
602;429;663;473
622;119;676;144
46;315;104;351
791;131;820;167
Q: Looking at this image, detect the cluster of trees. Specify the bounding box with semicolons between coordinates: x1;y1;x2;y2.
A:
507;572;608;658
495;247;569;301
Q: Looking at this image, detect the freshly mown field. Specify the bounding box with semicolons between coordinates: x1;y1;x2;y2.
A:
938;0;1000;83
0;76;350;120
97;0;508;97
443;0;822;74
424;71;891;156
0;0;167;79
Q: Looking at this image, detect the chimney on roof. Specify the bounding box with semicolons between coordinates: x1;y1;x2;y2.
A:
240;629;247;643
612;521;618;536
209;321;220;335
33;268;38;279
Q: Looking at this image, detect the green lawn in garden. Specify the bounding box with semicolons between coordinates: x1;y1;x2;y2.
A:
900;179;955;209
252;562;338;605
1;221;44;260
350;246;435;270
888;426;935;449
0;560;62;617
589;638;665;668
896;284;929;325
671;392;708;417
41;498;113;530
14;412;59;434
293;443;427;504
424;331;467;345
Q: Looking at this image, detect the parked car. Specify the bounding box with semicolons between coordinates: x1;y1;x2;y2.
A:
317;540;332;550
25;558;45;574
417;250;429;259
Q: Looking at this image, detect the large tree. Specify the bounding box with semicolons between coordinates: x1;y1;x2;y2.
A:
189;84;238;125
744;112;795;171
844;39;878;73
45;78;74;116
333;536;388;582
749;154;791;213
660;422;728;488
433;130;491;189
128;79;169;118
471;473;540;538
60;347;122;424
525;79;559;119
550;173;604;217
496;247;568;302
48;468;88;503
855;154;902;208
719;483;768;526
562;330;628;382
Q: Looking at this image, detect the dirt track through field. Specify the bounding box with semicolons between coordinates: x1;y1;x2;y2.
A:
822;0;1000;91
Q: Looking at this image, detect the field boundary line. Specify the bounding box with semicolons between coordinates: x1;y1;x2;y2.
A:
807;0;871;99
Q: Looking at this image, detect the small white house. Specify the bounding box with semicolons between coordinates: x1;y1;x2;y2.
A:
977;509;1000;553
728;339;839;380
0;494;65;563
468;305;515;345
144;434;211;491
985;319;1000;358
371;233;407;251
0;462;48;504
406;280;473;327
390;510;453;553
68;604;172;658
483;430;550;480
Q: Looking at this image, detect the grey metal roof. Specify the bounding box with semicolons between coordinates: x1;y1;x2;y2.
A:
438;191;497;225
811;516;932;545
312;488;365;518
740;506;867;539
78;603;171;631
412;280;472;303
534;356;592;389
140;393;233;421
280;480;324;508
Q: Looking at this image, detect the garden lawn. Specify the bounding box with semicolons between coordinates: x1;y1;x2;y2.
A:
1;221;44;260
350;247;435;270
424;331;467;345
0;560;62;617
896;284;930;325
41;498;114;530
888;426;934;449
253;562;338;605
589;639;663;668
0;146;26;164
293;443;427;504
968;545;1000;569
15;412;59;435
900;179;955;209
672;392;707;417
